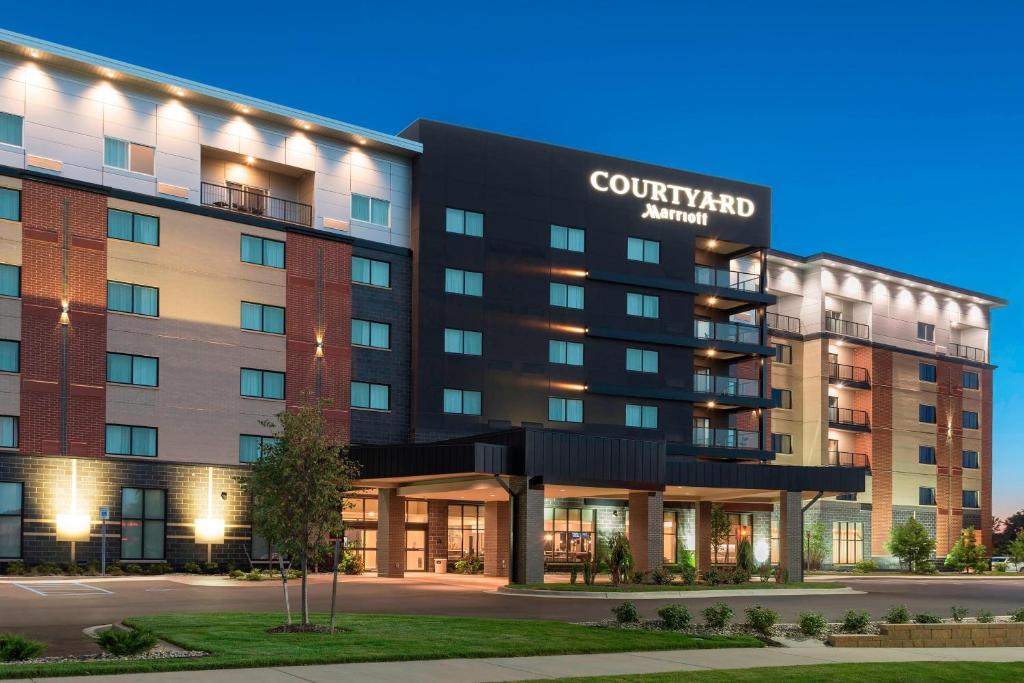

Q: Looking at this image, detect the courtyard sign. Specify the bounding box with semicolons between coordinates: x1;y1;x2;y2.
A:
589;170;756;226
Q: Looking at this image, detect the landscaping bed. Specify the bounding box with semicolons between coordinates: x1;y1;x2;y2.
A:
508;581;845;592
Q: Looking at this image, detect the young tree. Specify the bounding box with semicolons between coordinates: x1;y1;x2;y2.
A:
944;527;987;573
709;504;731;564
608;532;633;586
803;521;829;571
1007;532;1024;571
243;399;359;627
887;517;935;573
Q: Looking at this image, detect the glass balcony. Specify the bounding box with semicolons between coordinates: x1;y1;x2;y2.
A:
693;320;761;344
692;427;760;450
694;266;761;292
201;181;313;227
693;374;760;397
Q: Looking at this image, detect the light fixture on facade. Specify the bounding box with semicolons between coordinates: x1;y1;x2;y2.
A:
173;87;185;97
103;68;117;78
706;401;716;408
357;138;367;145
240;106;250;114
29;49;40;58
56;513;90;542
245;155;255;165
59;300;70;325
706;349;716;357
315;336;324;358
300;122;311;130
707;239;719;249
708;297;718;305
194;517;225;544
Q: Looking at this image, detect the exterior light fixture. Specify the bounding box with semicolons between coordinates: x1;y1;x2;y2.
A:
59;300;70;325
194;517;225;545
357;138;367;145
707;349;716;357
707;239;719;249
707;401;716;408
103;69;116;78
708;297;718;305
315;336;324;358
240;106;250;114
29;49;40;58
245;155;255;165
300;122;311;130
56;513;90;541
173;88;185;97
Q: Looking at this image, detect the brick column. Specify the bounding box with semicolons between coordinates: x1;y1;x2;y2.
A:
981;368;994;552
376;489;405;577
484;500;510;578
509;476;544;584
696;501;712;573
871;348;894;557
779;490;803;582
628;491;664;573
426;500;448;569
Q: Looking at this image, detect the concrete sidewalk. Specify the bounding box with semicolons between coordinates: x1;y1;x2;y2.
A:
13;646;1024;682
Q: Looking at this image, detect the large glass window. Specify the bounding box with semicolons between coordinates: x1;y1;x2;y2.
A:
918;445;936;465
549;340;583;366
0;189;19;222
962;450;979;469
343;527;377;571
550;225;585;252
548;397;583;423
352;257;390;287
962;490;979;508
107;281;158;317
0;340;18;373
105;424;157;457
241;234;285;268
544;507;596;562
446;208;484;237
445;328;482;355
962;411;979;429
352;381;389;410
627;237;660;264
343;497;379;522
625;404;658;429
443;388;481;415
239;434;278;463
107;208;159;246
919;404;937;424
773;343;792;365
663;511;679;563
106;353;158;387
625;348;658;373
549;282;584;309
0;481;22;559
240;368;285;400
0;417;17;449
448;504;485;559
919;487;937;506
104;138;154;175
351;194;390;227
832;521;863;565
962;371;980;390
121;487;165;560
711;513;752;565
241;302;285;334
919;362;937;382
445;268;483;296
626;292;659;318
352;319;391;349
0;112;23;146
405;500;428;524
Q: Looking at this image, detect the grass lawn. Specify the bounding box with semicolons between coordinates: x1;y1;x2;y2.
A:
0;612;760;679
509;582;845;592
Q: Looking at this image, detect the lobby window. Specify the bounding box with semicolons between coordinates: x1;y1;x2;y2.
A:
0;481;22;558
962;450;979;469
0;189;20;222
353;256;390;287
240;368;285;400
107;353;158;387
241;234;285;268
121;487;165;560
662;511;679;563
832;521;863;565
105;424;157;457
626;292;659;318
549;282;584;309
443;388;481;415
0;340;18;373
919;362;936;382
544;507;596;562
713;513;752;564
353;319;391;350
448;504;484;559
104;137;154;175
343;497;379;522
625;348;658;373
445;328;482;356
108;208;159;246
917;321;935;342
446;268;484;297
0;112;23;146
625;404;658;429
962;490;979;509
0;264;18;297
627;237;660;264
548;397;583;423
406;500;428;523
962;411;979;429
772;388;792;409
241;302;285;335
919;404;937;424
919;487;937;506
107;281;158;317
239;435;278;463
0;416;17;449
962;371;979;390
352;381;389;410
549;340;583;366
550;224;585;252
342;526;377;571
351;193;390;227
837;493;858;502
446;208;484;237
772;433;792;454
773;343;792;365
918;445;936;465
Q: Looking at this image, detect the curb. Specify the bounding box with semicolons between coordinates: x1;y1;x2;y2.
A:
496;587;863;599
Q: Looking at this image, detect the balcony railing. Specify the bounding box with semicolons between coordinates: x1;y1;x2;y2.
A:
694;266;761;292
828;407;869;427
767;311;801;333
694;320;761;344
201;182;313;227
693;427;760;450
948;342;986;363
825;312;870;339
693;374;760;397
828;450;870;469
829;363;870;384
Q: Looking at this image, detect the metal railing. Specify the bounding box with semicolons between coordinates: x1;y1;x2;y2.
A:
693;320;761;344
693;374;760;397
949;342;986;363
829;362;870;384
766;311;801;333
201;182;313;227
828;451;870;469
694;266;761;292
692;427;760;450
825;312;870;339
828;407;870;427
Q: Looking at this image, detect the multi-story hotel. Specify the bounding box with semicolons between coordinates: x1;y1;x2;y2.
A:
0;29;996;582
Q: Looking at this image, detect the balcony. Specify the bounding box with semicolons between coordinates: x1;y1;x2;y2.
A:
948;342;986;363
693;374;760;398
767;311;801;334
201;181;313;227
828;407;870;431
825;312;869;339
828;450;871;471
694;266;761;292
829;362;870;387
694;320;760;345
693;427;760;450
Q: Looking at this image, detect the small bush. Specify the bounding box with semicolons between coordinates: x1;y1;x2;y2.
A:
842;610;871;633
950;606;968;623
0;634;46;661
913;560;937;575
885;605;911;624
228;569;244;579
730;568;751;585
853;559;877;574
3;561;27;576
105;564;124;576
914;612;942;624
757;563;772;583
976;610;995;623
798;612;827;637
201;561;221;575
774;565;789;584
82;560;100;576
679;564;696;586
62;562;80;576
144;562;172;575
569;565;579;584
96;628;157;656
657;604;691;630
182;561;201;574
123;564;143;575
994;562;1008;573
34;562;62;576
244;570;265;581
612;601;640;624
703;567;723;586
1010;608;1024;623
651;566;674;585
745;605;779;635
703;602;733;629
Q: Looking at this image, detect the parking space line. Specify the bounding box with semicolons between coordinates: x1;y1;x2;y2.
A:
13;581;114;596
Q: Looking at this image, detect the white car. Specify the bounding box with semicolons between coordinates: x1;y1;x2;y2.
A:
990;556;1023;572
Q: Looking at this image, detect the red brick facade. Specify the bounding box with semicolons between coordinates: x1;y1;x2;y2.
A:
936;360;965;554
981;367;994;551
870;348;893;555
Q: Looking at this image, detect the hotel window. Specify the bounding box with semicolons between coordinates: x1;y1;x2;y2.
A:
0;481;22;558
121;487;165;560
241;302;285;335
919;404;937;424
626;292;659;318
351;194;390;227
443;388;481;415
962;450;979;469
107;209;159;246
0;112;23;146
836;493;858;502
713;513;752;564
625;404;658;429
104;137;154;175
406;500;428;524
343;526;377;571
0;189;19;222
105;425;157;457
353;256;390;287
919;362;936;382
448;504;484;559
962;371;979;390
241;235;285;268
239;435;278;463
352;381;389;410
772;433;792;454
445;328;482;355
772;388;792;409
0;340;18;373
107;281;158;317
625;348;658;373
832;521;863;565
548;397;583;423
353;319;391;349
446;208;484;237
919;486;937;506
918;445;936;465
446;268;484;297
343;497;379;522
549;340;583;366
240;368;285;400
0;264;18;297
0;417;17;449
544;507;596;562
550;225;585;252
107;353;158;387
773;343;792;365
962;411;979;429
962;490;979;508
627;237;660;264
662;511;680;563
917;322;935;342
549;282;583;309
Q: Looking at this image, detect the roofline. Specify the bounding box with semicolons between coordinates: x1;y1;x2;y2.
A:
0;29;422;157
768;249;1008;307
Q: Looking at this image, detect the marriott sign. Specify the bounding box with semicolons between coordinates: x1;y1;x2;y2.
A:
589;170;756;227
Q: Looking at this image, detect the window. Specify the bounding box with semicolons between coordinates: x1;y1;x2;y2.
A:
107;209;159;246
240;368;285;400
0;340;18;373
918;445;936;465
352;381;389;410
772;388;792;409
240;234;285;268
105;425;157;457
0;417;17;449
446;208;484;237
625;404;658;429
919;487;937;506
919;362;937;382
445;268;484;296
662;511;680;564
351;194;390;227
343;497;380;522
106;353;158;387
772;433;792;454
104;138;154;175
342;526;377;571
107;281;158;317
963;371;980;390
832;521;863;565
712;512;752;564
549;282;584;309
448;504;485;559
239;435;278;463
962;411;979;429
919;404;937;423
549;397;583;423
0;264;20;297
836;493;858;502
550;224;585;252
549;340;583;366
962;490;979;508
120;487;165;560
625;348;658;373
0;481;22;558
544;507;596;562
627;237;660;264
241;302;285;334
353;319;391;349
626;292;659;318
773;343;792;365
917;322;935;342
0;112;23;146
962;450;979;469
443;388;482;415
352;256;390;287
0;189;19;222
445;328;482;355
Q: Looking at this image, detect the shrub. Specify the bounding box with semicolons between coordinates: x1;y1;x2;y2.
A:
95;628;157;656
569;565;579;584
630;570;647;584
144;562;172;575
679;564;696;586
950;606;968;623
182;561;201;574
736;539;756;574
608;533;634;587
842;610;871;633
914;613;942;624
34;562;63;576
453;555;483;575
3;561;26;576
853;559;877;574
582;559;596;586
994;562;1008;573
123;564;143;575
651;566;674;585
228;569;244;579
201;561;221;575
612;601;640;624
774;565;789;584
798;612;827;637
887;517;935;572
885;605;911;624
340;550;365;575
657;604;691;629
745;605;779;635
1010;608;1024;623
82;560;100;576
0;634;45;661
244;569;265;581
703;567;723;586
913;560;937;575
944;528;987;573
730;568;751;585
105;564;124;576
757;563;772;583
678;546;695;569
976;610;995;623
702;602;733;629
62;562;80;575
803;521;828;571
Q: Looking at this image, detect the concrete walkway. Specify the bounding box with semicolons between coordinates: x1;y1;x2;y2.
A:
499;586;863;599
12;646;1024;682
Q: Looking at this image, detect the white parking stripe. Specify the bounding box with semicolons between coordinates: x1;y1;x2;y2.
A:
13;581;114;596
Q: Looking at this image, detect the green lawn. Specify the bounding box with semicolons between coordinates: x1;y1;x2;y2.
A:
509;582;845;592
0;612;760;679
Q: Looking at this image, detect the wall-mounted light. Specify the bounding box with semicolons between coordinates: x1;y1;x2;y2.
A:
240;105;250;114
707;239;719;249
357;137;367;145
245;155;255;165
29;49;40;59
315;336;324;358
194;517;225;544
59;300;70;326
56;513;90;542
706;401;716;408
708;297;718;305
706;349;716;357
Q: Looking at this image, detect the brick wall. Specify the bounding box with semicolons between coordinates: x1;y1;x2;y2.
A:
935;360;965;554
484;500;509;577
981;367;993;551
870;348;893;556
830;622;1024;648
427;499;447;566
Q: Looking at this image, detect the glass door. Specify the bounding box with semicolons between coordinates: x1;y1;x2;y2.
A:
405;529;426;571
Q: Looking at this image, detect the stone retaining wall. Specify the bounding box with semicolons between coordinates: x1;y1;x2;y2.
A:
829;622;1024;648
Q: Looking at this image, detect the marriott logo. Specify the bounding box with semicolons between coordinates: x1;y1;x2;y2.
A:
589;170;756;226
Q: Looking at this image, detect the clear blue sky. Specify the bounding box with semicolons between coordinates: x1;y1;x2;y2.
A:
5;2;1021;518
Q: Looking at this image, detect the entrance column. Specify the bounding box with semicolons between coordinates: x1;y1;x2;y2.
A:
484;500;510;577
696;501;712;575
376;488;406;578
778;490;804;583
509;475;544;584
628;491;664;573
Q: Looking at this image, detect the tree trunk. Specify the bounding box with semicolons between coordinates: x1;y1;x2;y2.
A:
300;550;309;625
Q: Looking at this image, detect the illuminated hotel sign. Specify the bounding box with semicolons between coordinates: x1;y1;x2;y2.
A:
589;170;756;226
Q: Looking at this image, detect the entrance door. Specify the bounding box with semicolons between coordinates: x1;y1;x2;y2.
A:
693;417;711;446
405;529;426;572
828;395;838;422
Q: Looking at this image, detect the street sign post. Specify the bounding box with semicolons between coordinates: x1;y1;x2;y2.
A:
99;506;110;576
